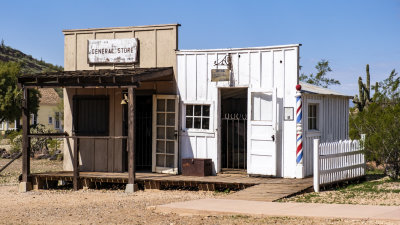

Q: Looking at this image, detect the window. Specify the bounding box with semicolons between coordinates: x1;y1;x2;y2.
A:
55;112;61;129
308;104;318;130
48;116;53;124
31;114;37;125
185;105;210;130
73;95;109;136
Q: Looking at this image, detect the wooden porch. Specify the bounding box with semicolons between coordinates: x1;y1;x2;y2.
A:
27;171;313;201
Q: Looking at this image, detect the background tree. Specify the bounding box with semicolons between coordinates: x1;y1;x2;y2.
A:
299;59;341;88
0;61;40;124
350;68;400;179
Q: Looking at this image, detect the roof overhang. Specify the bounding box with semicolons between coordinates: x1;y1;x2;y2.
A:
18;67;173;88
300;82;353;98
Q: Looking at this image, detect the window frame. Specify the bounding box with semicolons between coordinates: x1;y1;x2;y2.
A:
55;112;61;129
308;104;318;130
182;101;213;132
306;99;322;133
48;116;53;125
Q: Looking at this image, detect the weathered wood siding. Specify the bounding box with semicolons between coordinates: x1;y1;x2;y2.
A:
63;25;178;172
177;46;300;176
302;94;350;177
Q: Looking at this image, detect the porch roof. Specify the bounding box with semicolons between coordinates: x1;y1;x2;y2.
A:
18;67;173;88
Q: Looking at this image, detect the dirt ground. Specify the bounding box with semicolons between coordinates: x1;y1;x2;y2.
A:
0;158;398;225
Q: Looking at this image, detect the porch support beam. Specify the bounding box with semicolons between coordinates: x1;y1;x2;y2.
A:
126;87;137;193
19;87;32;192
73;137;80;191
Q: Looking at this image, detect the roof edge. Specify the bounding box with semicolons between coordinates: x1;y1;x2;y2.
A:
63;24;181;33
176;44;301;53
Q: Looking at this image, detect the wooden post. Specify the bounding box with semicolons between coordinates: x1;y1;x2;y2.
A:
73;137;80;191
313;139;320;192
19;88;32;192
125;87;136;193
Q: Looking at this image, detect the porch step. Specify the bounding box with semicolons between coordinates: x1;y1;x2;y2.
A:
227;182;313;202
220;169;247;175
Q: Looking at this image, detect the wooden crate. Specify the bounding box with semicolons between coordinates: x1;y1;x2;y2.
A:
182;158;212;176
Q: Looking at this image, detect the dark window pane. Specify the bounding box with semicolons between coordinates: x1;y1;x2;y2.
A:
156;141;165;153
194;105;201;116
167;99;175;112
194;118;201;128
203;105;210;117
186;105;193;116
166;113;175;126
166;141;174;154
73;96;109;136
156;154;165;167
202;118;209;129
166;127;174;140
166;155;174;168
157;99;165;112
157;127;165;139
186;117;193;128
157;113;165;125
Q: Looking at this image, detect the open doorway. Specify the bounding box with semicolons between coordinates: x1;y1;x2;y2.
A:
220;88;248;171
123;95;153;172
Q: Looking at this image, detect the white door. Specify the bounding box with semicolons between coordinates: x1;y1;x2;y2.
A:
152;95;179;174
247;89;277;175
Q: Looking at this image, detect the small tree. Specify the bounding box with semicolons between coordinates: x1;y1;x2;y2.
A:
299;59;341;88
350;68;400;179
353;102;400;179
0;61;40;124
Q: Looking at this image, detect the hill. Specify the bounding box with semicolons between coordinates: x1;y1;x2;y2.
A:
0;40;63;74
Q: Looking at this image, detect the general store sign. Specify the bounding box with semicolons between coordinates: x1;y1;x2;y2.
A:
88;38;138;64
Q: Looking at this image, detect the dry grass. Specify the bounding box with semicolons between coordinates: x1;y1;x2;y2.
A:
281;172;400;206
0;158;62;185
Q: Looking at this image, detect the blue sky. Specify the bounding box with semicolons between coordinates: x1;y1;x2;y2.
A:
0;0;399;95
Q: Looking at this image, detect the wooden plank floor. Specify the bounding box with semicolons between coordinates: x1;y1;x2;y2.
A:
28;171;313;201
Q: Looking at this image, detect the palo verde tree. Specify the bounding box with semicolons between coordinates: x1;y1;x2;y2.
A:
299;59;341;88
350;68;400;179
0;61;40;124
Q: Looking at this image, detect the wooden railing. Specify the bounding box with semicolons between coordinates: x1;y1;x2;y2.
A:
313;138;366;192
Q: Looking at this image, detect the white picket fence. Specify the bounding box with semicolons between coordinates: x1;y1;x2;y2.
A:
313;138;366;192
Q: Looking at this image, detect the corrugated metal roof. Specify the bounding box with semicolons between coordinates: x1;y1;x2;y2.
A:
300;82;353;98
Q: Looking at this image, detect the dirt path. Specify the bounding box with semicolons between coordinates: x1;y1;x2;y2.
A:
0;185;397;225
0;159;397;224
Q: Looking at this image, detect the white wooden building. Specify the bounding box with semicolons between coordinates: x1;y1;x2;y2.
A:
176;44;352;178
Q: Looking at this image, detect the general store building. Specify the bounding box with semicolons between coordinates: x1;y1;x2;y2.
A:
17;24;351;192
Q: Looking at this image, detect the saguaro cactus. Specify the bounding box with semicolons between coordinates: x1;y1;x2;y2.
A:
353;64;373;112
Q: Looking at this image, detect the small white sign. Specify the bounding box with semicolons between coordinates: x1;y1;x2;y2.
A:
284;107;294;121
88;38;138;64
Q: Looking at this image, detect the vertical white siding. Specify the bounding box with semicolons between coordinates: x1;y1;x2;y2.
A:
303;94;350;177
177;46;300;176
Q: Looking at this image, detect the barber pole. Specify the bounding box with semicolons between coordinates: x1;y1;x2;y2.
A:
295;84;303;164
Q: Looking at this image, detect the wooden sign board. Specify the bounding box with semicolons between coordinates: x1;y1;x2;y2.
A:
88;38;138;64
211;69;230;82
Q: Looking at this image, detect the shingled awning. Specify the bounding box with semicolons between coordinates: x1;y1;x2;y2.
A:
18;67;173;88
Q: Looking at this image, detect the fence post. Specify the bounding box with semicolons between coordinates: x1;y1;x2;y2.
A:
313;139;320;192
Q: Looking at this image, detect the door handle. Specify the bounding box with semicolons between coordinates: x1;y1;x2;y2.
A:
271;134;275;142
174;130;178;140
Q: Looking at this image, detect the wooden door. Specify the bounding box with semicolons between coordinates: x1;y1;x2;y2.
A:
152;95;179;174
247;89;277;175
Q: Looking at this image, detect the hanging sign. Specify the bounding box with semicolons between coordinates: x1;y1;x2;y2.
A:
211;69;230;82
88;38;138;64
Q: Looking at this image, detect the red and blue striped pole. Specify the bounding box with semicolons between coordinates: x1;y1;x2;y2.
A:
295;84;303;164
